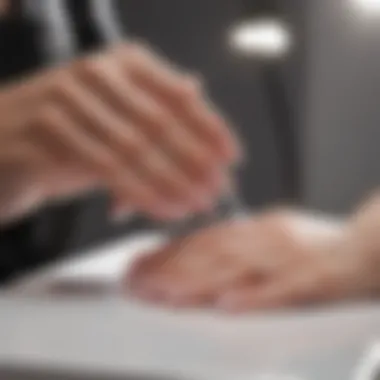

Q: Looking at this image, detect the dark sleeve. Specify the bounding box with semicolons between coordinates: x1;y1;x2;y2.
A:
0;16;46;84
0;216;38;284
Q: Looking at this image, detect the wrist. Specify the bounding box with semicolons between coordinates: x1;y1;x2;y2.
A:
343;193;380;294
260;207;348;253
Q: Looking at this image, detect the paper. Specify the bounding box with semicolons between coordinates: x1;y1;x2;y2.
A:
0;296;379;380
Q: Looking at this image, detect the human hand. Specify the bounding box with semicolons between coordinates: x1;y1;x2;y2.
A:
0;138;100;224
0;42;241;222
126;209;372;312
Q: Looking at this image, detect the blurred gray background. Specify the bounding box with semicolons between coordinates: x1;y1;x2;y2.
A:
120;0;380;216
120;0;306;209
29;0;380;254
66;0;308;251
1;0;380;280
304;0;380;214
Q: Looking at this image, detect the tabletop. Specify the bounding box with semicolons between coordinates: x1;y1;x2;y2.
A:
2;231;380;380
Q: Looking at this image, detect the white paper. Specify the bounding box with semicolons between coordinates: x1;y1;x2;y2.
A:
0;296;379;380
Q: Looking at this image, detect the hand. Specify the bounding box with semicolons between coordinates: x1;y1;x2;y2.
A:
0;42;241;222
126;209;372;312
0;139;99;224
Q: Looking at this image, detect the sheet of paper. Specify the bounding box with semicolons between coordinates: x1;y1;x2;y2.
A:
0;296;379;380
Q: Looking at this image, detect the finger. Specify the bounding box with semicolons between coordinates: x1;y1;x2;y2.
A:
128;245;252;307
33;105;173;219
120;42;194;100
118;43;241;163
159;264;252;307
75;55;224;198
126;250;169;289
216;282;295;313
34;104;126;185
126;238;196;286
216;265;346;312
126;241;191;295
130;271;189;304
52;72;152;163
136;149;214;213
53;72;209;213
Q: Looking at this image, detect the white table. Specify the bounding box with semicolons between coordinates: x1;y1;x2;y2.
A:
2;232;380;380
